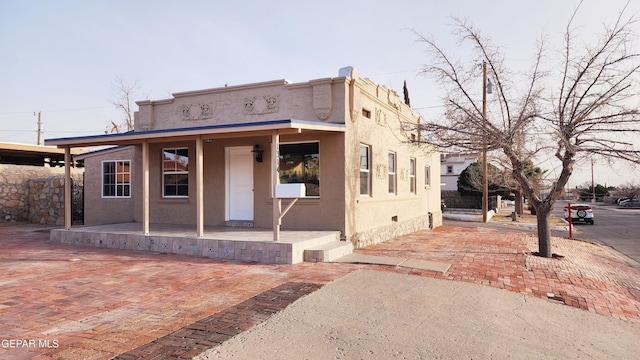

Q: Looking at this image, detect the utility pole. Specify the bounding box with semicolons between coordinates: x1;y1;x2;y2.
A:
591;159;595;203
482;61;489;223
35;111;43;145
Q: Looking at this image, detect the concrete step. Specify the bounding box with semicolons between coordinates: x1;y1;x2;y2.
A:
224;220;254;228
303;241;354;263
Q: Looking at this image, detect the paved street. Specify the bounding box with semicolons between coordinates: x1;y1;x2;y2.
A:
1;223;639;359
553;200;640;265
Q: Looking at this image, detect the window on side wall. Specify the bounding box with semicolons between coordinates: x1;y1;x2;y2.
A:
102;160;131;198
446;165;453;174
410;158;416;194
279;142;320;197
388;152;396;195
359;144;371;196
425;165;431;187
162;148;189;198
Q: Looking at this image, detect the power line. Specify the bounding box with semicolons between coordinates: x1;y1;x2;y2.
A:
0;105;112;115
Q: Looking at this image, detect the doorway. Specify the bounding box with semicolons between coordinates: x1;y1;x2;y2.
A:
225;146;254;221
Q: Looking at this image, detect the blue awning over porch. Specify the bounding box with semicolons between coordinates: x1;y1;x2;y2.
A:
44;119;346;148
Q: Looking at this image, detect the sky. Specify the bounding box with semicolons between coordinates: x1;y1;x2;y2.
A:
1;0;639;187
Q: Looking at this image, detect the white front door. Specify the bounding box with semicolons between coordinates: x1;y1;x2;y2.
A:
226;146;254;220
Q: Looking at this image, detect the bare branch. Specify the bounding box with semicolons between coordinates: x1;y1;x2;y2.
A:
412;3;640;257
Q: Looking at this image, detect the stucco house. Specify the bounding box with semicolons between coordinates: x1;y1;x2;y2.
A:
440;152;479;191
46;66;442;263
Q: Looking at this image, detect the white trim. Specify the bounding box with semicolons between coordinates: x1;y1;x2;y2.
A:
409;157;416;195
359;143;371;197
425;165;431;187
101;159;132;198
225;146;254;221
388;151;397;195
162;147;189;199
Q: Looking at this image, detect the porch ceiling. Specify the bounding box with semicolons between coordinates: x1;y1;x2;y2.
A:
44;119;346;148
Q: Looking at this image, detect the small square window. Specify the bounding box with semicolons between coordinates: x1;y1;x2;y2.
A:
362;108;371;118
446;165;453;174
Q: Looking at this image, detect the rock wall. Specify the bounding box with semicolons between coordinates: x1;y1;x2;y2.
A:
350;212;442;249
0;164;83;225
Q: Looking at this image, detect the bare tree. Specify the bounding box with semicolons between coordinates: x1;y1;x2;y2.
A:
414;4;640;257
616;182;640;200
106;76;139;134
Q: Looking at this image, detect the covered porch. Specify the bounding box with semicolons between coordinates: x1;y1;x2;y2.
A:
45;119;351;263
50;223;347;264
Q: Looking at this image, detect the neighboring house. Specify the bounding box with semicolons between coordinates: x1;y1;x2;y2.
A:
440;152;479;191
46;66;442;249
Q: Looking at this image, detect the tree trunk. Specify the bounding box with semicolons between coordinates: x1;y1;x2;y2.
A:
514;191;524;216
535;204;553;258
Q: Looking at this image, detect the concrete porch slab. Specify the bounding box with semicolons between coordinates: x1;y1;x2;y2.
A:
50;223;340;264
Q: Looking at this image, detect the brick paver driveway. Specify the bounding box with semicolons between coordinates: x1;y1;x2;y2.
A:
1;224;639;359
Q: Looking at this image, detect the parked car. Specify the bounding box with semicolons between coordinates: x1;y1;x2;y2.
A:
620;199;640;208
564;204;594;225
616;197;630;205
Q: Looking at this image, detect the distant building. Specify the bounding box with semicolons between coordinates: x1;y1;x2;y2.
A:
440;152;479;191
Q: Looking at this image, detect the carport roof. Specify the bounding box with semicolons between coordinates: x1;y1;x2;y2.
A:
45;119;346;148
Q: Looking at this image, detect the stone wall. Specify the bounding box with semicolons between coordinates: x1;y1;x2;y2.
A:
350;212;442;249
0;164;83;225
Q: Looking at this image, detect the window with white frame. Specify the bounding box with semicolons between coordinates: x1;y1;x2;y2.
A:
102;160;131;198
425;165;431;187
162;148;189;197
279;142;319;196
446;165;453;174
388;152;396;194
359;144;371;196
410;158;416;194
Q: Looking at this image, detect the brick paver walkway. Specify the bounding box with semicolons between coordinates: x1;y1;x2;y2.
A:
359;226;640;322
1;224;639;359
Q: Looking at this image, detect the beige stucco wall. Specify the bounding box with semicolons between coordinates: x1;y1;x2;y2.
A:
83;146;136;225
127;134;345;232
135;78;347;131
343;75;442;246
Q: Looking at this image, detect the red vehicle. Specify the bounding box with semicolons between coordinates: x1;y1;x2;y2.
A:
564;203;594;225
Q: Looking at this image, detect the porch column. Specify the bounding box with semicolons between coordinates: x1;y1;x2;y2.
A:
142;140;150;235
272;132;281;241
195;136;204;238
64;145;71;230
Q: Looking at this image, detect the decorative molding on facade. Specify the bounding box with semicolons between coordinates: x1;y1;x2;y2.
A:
387;90;401;110
314;108;331;121
375;164;387;179
178;103;214;121
312;82;332;121
400;168;409;181
243;95;280;115
375;108;387;127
